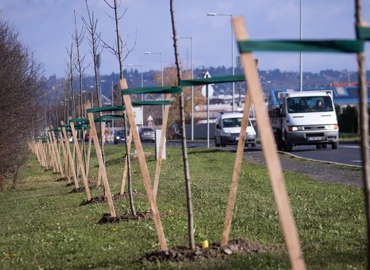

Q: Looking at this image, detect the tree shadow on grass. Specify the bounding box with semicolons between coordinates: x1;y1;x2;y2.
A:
188;149;224;155
97;211;170;224
80;191;145;206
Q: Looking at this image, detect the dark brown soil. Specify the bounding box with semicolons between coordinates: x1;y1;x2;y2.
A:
98;211;170;224
52;172;60;175
79;191;145;206
66;183;74;187
67;185;103;194
90;185;104;191
68;187;86;193
44;169;52;172
136;238;279;265
56;177;67;182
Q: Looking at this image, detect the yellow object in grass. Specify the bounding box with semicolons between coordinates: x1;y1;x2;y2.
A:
202;240;209;249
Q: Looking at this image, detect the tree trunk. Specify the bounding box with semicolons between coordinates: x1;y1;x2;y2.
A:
0;177;3;191
169;0;195;250
355;1;370;268
124;114;135;215
113;0;136;215
12;165;20;190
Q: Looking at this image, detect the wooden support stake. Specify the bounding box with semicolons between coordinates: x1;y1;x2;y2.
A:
70;119;91;201
232;16;305;269
61;121;79;188
59;130;71;183
153;93;171;199
221;91;252;247
120;132;133;195
42;142;48;169
97;121;106;187
86;129;92;179
51;130;64;177
47;132;57;173
86;101;116;217
120;78;168;251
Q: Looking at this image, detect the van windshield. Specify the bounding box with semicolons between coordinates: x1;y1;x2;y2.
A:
287;96;334;113
222;117;251;128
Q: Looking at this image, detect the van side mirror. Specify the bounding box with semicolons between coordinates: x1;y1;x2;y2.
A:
216;124;221;129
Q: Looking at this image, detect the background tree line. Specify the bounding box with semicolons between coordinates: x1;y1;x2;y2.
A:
0;19;45;189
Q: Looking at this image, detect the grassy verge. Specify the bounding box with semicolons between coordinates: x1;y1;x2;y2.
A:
0;145;367;269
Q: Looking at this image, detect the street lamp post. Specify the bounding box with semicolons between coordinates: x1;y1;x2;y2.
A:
177;36;194;140
127;64;144;127
144;52;164;122
82;90;93;116
299;0;303;91
207;12;235;112
127;64;144;100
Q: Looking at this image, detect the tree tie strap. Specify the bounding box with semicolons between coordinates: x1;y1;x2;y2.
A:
121;86;182;95
237;39;365;53
180;74;246;86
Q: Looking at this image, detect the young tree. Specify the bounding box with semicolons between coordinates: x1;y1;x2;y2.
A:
72;10;87;119
65;40;75;120
101;0;137;215
82;0;107;184
169;0;195;250
153;65;206;127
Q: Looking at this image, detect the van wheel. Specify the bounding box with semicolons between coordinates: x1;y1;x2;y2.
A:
284;141;293;152
221;137;226;147
316;144;322;149
215;137;220;147
277;142;283;151
332;141;338;150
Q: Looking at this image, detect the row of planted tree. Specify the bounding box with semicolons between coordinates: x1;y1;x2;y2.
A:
26;1;370;268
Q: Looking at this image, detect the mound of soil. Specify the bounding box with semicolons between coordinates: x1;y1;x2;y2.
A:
65;183;75;187
98;211;170;224
67;185;103;194
52;172;60;175
68;187;86;193
80;195;106;205
56;177;67;182
136;238;279;265
90;185;104;191
80;191;144;206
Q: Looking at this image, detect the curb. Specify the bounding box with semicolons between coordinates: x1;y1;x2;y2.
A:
277;150;362;169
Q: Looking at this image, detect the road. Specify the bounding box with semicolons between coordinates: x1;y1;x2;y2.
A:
284;143;363;167
113;140;363;167
164;141;364;167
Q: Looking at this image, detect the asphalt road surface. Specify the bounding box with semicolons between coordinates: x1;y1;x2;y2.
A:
120;140;364;167
168;141;363;167
285;143;363;167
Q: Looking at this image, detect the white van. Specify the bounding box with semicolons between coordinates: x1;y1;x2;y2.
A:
269;90;339;151
214;112;257;147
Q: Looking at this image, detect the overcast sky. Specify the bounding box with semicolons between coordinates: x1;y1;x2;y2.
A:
2;0;370;78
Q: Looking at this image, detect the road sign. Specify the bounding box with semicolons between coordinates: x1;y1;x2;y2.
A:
203;71;211;78
201;84;214;97
133;106;143;125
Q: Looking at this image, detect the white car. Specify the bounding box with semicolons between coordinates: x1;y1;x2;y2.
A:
214;112;256;147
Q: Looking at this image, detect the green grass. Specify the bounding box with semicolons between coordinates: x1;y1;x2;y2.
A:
338;132;370;143
0;145;367;269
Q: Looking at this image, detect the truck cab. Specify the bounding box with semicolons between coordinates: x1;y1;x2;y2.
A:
214;112;256;147
270;90;339;152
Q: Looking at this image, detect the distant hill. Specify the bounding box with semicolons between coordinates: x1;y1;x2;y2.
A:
44;67;370;99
